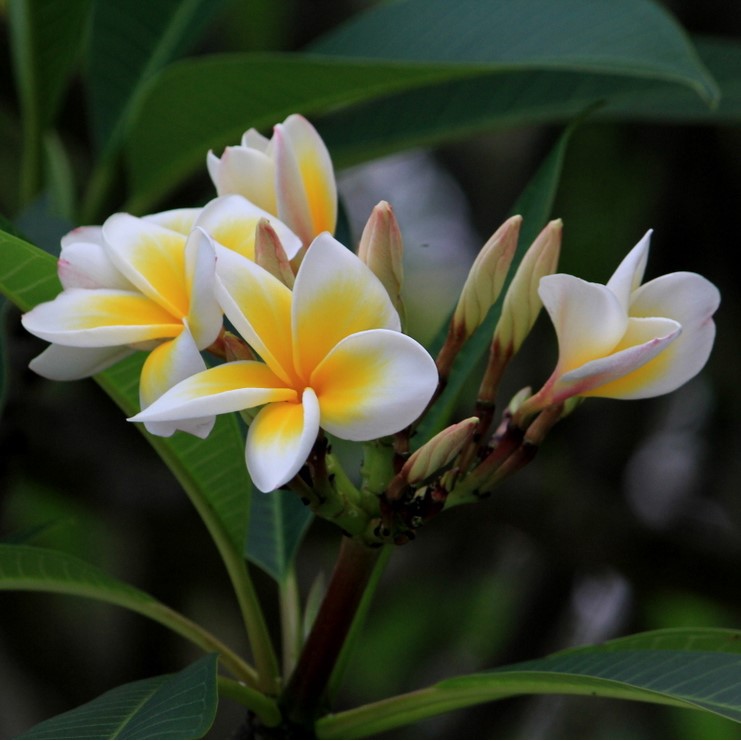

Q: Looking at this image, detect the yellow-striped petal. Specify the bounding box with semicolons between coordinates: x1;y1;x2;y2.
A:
274;115;337;245
311;329;438;440
292;233;400;379
144;207;201;235
195;194;301;262
21;289;181;347
207;146;277;214
131;360;295;426
184;228;222;349
215;247;297;385
102;213;189;318
246;387;320;492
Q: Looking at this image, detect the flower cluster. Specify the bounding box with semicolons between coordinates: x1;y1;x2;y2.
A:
21;113;720;537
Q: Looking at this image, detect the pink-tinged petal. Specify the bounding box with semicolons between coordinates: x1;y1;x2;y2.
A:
102;213;189;318
207;147;277;214
554;317;681;400
274;115;337;245
539;274;628;374
131;360;296;427
196;194;301;261
184;228;222;349
21;289;181;347
311;329;438;440
215;247;296;385
29;344;133;380
605;230;651;311
246;387;320;492
58;241;133;290
292;233;400;378
61;225;103;249
144;208;201;235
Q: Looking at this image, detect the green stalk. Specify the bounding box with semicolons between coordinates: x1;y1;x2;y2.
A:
218;676;282;728
279;565;303;679
281;536;382;729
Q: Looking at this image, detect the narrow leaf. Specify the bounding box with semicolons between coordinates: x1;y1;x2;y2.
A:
317;629;741;739
87;0;227;155
246;489;313;583
20;654;218;739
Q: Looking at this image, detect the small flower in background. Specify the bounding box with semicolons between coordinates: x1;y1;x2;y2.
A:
207;114;337;252
131;234;439;493
21;216;223;437
518;230;720;418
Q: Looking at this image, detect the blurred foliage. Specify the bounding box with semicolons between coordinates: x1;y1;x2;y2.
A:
1;0;741;738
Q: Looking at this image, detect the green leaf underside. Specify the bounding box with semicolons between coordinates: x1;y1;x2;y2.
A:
317;629;741;739
246;488;313;583
88;0;226;154
0;228;250;553
20;654;218;739
124;0;719;213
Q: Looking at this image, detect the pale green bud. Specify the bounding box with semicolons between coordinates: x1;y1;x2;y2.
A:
254;218;295;288
402;417;479;486
493;219;562;354
452;215;521;338
357;201;405;324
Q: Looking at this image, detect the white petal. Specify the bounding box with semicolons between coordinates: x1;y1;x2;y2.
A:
131;361;296;423
196;194;301;261
184;228;222;349
292;233;400;378
606;230;651;311
58;241;133;290
311;329;438;440
144;208;201;235
29;344;133;380
246;387;320;492
208;146;277;214
539;274;628;373
61;225;103;249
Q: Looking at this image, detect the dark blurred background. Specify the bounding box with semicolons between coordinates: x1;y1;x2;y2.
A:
1;1;741;738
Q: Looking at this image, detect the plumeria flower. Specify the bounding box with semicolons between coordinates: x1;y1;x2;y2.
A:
519;230;720;416
130;234;439;493
207;114;337;250
22;215;223;437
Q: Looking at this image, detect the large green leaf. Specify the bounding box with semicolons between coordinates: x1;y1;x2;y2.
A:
245;488;313;583
88;0;227;155
0;544;252;682
123;0;717;213
317;629;741;739
20;653;218;739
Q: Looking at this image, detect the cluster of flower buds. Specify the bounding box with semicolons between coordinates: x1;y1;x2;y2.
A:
21;114;720;545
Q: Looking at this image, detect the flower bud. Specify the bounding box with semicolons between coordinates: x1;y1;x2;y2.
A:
401;417;479;487
358;201;405;324
452;215;521;339
254;218;295;288
493;219;562;356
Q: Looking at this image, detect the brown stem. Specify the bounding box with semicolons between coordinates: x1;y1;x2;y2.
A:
281;537;382;730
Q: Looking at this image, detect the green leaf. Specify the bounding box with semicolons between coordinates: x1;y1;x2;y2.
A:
0;228;60;310
312;0;717;102
88;0;227;155
123;0;718;213
8;0;91;129
317;628;741;739
20;654;218;739
246;488;313;583
417;118;577;442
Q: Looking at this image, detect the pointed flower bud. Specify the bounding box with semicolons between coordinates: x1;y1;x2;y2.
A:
358;201;405;324
254;218;295;288
493;219;562;357
452;215;521;339
401;417;479;487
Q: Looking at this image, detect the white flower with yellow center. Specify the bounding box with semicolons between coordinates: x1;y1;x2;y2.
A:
130;234;439;492
520;230;720;415
207;114;337;249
